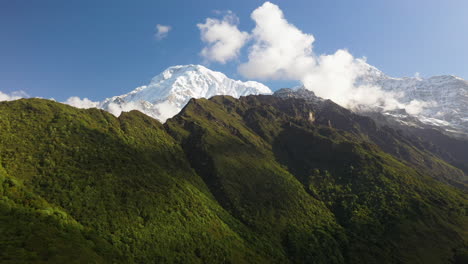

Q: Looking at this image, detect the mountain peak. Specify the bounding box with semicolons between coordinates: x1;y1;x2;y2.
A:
349;61;468;137
166;64;209;71
152;64;226;84
100;65;272;121
274;87;322;103
158;64;210;75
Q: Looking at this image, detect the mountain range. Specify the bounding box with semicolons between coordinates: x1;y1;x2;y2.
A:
1;63;468;263
76;63;468;140
1;92;467;263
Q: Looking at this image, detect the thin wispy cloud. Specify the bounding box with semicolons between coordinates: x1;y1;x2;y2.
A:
155;24;172;40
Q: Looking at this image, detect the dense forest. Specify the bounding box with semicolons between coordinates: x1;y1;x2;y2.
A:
0;96;467;263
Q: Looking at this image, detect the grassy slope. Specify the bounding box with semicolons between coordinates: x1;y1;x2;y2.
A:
0;97;467;263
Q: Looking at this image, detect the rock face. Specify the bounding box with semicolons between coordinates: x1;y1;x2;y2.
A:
99;65;272;121
356;63;468;138
274;86;323;103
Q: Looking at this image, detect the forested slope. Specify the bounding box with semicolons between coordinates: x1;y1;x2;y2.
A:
0;97;467;263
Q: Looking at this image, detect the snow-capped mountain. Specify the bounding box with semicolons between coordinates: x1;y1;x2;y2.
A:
356;63;468;138
64;63;466;138
272;63;467;138
100;65;272;121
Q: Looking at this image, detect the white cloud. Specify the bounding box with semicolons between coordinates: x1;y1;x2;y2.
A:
405;99;435;115
105;100;179;122
300;51;399;109
197;11;249;64
221;2;429;113
106;101;145;117
238;2;316;80
155;24;172;40
152;101;180;121
64;96;99;109
0;90;28;101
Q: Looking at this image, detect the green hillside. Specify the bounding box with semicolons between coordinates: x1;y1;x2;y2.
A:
0;97;467;263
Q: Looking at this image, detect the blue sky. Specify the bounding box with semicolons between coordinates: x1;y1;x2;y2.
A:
1;0;468;101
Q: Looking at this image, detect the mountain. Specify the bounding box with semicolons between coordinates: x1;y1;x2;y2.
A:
356;63;468;138
99;65;272;121
67;64;466;140
1;97;468;263
273;87;468;183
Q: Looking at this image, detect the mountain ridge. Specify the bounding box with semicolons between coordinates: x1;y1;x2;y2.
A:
1;96;468;263
56;63;468;140
272;87;468;181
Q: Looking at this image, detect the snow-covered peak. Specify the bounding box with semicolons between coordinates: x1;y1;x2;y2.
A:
356;62;468;137
100;64;272;121
153;64;220;82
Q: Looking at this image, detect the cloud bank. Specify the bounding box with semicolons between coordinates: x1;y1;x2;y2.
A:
198;2;429;115
197;12;249;64
0;91;28;101
155;24;172;40
64;96;99;109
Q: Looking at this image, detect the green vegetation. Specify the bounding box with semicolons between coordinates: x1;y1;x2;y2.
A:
0;97;467;263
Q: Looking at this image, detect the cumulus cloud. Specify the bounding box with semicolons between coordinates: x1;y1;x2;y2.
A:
198;2;430;114
238;2;316;80
64;96;99;109
237;2;399;111
0;90;28;101
155;24;172;40
197;11;249;64
300;52;401;109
